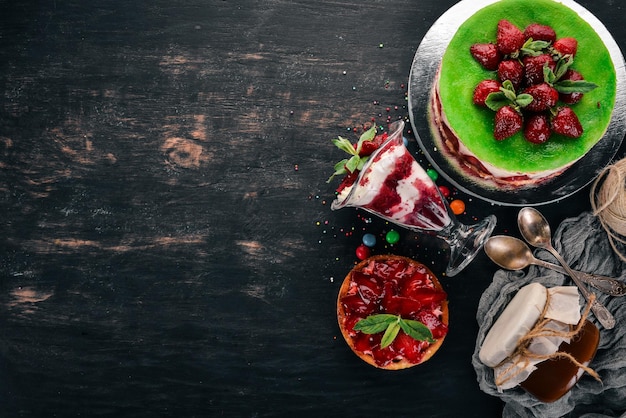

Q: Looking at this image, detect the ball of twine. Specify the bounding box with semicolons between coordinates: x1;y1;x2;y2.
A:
590;158;626;262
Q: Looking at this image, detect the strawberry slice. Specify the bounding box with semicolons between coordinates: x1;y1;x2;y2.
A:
373;257;407;283
380;295;416;317
415;311;448;339
400;270;429;296
352;271;383;305
382;290;447;317
353;332;375;354
341;292;377;317
371;337;399;365
407;288;448;307
392;332;426;364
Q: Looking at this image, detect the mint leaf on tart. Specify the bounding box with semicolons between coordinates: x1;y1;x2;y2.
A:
354;313;435;348
352;313;397;334
381;320;402;348
399;319;436;344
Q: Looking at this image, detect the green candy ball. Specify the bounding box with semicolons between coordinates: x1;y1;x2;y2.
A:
426;168;439;181
385;230;400;244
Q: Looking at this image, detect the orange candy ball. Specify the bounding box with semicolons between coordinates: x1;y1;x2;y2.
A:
450;199;466;215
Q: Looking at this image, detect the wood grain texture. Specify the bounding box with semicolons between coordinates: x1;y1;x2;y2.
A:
0;0;624;416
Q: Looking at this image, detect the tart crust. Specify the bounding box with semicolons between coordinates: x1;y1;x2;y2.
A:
337;255;449;370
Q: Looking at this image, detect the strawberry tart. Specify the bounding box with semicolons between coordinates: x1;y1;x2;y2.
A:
429;0;617;189
337;255;449;369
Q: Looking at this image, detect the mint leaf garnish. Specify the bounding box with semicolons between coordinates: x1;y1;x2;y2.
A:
552;55;573;82
485;91;508;111
353;313;397;334
554;79;598;94
515;93;533;108
331;136;357;155
360;126;377;141
381;320;401;348
353;313;435;348
326;125;377;183
500;80;517;102
485;80;533;111
399;319;436;344
520;39;551;57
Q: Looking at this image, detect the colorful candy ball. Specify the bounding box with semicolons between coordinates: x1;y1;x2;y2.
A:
426;168;439;181
362;233;377;247
450;199;466;215
385;230;400;244
356;244;371;260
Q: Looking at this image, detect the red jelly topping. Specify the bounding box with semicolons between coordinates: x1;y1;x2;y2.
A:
340;257;448;367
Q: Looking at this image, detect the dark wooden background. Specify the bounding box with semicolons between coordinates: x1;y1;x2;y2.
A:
1;0;624;417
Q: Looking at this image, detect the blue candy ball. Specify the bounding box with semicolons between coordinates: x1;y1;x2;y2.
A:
362;233;377;247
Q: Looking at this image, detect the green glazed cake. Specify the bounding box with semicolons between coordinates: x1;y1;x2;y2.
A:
430;0;616;188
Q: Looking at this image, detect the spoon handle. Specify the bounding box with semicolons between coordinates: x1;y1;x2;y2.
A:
546;246;616;330
532;258;626;296
578;272;626;297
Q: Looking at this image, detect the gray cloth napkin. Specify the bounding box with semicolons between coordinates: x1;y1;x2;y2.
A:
472;211;626;417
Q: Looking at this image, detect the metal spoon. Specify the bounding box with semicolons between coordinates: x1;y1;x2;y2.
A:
518;207;616;330
485;235;626;296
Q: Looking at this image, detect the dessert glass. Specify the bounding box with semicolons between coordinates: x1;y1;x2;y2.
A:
331;120;496;276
